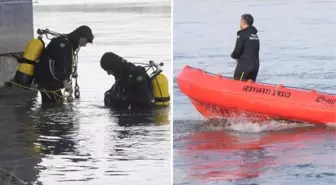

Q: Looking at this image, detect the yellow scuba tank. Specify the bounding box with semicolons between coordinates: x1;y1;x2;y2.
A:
13;38;45;87
152;73;170;106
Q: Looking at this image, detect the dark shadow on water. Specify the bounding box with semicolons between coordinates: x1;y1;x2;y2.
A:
0;98;41;185
31;103;78;156
105;106;170;163
0;100;80;185
0;98;170;184
110;105;170;127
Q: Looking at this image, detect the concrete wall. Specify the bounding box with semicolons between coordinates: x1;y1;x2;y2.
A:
0;56;18;87
0;0;33;87
0;0;33;54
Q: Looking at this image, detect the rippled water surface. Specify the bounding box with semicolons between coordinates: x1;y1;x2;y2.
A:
0;0;171;184
173;0;336;184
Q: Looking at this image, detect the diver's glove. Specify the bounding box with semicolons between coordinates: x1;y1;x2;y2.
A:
63;80;73;94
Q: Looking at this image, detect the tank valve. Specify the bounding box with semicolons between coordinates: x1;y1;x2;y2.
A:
74;85;80;99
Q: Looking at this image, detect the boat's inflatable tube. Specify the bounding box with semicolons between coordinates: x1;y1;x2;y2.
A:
176;65;336;125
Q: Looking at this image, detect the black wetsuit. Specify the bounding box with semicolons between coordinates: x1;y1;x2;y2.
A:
35;36;74;103
104;62;154;111
231;26;260;81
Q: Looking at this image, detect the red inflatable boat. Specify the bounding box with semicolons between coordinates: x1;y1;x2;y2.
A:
176;65;336;125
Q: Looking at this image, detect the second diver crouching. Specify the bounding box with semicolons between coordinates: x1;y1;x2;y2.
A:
100;52;155;111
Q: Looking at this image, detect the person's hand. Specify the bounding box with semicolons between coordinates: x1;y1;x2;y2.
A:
63;80;73;94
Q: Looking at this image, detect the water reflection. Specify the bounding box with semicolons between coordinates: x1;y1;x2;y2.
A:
108;106;170;153
0;99;41;185
110;106;170;127
0;99;170;184
0;101;83;185
29;104;78;156
178;123;336;183
182;130;273;182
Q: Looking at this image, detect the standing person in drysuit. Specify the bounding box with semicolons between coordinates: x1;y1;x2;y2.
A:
231;14;260;81
34;25;94;103
100;52;154;111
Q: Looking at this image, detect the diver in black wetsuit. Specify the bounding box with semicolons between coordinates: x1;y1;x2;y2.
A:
231;14;260;81
100;52;154;111
34;25;94;103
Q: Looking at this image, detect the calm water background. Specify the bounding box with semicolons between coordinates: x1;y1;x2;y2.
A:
173;0;336;184
0;0;171;184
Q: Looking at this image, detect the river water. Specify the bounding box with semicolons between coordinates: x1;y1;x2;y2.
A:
0;0;171;185
173;0;336;185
